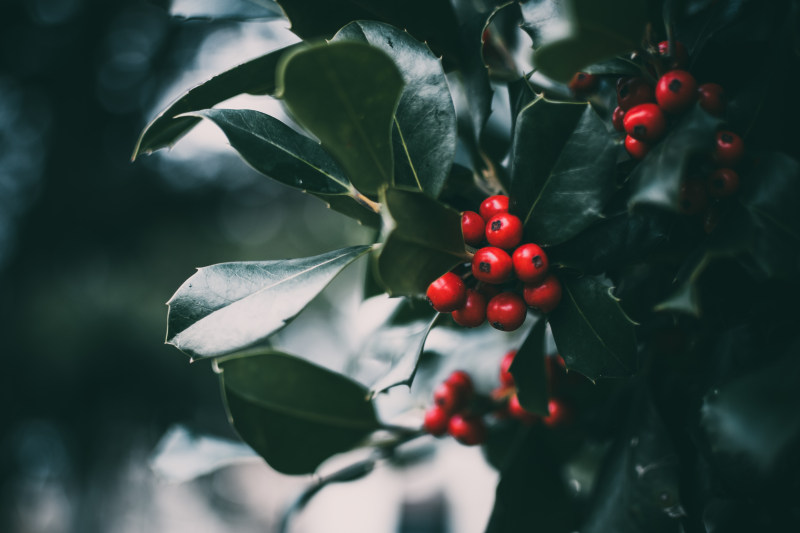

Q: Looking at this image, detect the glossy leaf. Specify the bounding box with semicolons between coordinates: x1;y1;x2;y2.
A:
548;274;637;381
132;43;300;159
628;105;722;212
277;41;404;196
169;0;284;20
219;350;380;475
181;109;379;226
375;188;467;297
511;100;618;245
332;21;457;198
167;245;372;359
509;319;548;416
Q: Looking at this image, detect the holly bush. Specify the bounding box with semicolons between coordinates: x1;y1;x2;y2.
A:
134;0;800;530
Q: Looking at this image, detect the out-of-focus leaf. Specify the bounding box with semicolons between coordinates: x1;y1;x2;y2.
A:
219;351;380;475
509;319;548;415
277;41;404;196
548;274;637;381
132;43;300;159
167;245;372;359
332;21;456;198
169;0;284;20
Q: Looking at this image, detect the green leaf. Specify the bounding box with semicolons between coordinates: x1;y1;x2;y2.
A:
169;0;284;20
180;109;379;227
219;350;380;475
628;105;722;212
132;43;301;159
332;21;457;198
167;245;372;359
509;319;549;416
522;0;648;82
277;41;405;196
375;188;467;297
511;100;618;245
548;274;637;380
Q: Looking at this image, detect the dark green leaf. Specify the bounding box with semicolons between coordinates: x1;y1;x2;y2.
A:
628;105;722;212
375;188;467;297
509;319;548;415
511;100;618;245
180;109;379;227
169;0;284;20
132;43;301;159
219;350;380;475
167;245;372;359
548;274;637;380
277;41;404;196
332;21;457;198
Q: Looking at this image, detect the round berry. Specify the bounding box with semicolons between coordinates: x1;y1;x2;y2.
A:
499;349;516;387
656;70;698;114
447;370;474;394
523;275;562;313
508;394;538;424
461;211;485;246
448;414;487;445
612;106;626;132
679;181;708;215
479;194;509;221
512;243;549;284
624;135;650;160
658;40;689;69
472;246;513;284
485;212;523;249
452;289;487;328
568;72;597;95
542;398;572;428
433;381;469;413
423;405;450;436
487;292;527;332
714;130;744;166
697;83;725;116
707;168;739;197
426;272;467;312
623;103;666;142
616;77;655;111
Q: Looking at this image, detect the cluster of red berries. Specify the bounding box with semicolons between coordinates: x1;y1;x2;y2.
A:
426;194;562;332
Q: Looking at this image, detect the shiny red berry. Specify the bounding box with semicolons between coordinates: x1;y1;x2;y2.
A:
479;194;509;221
423;405;450;436
658;40;689;69
714;130;744;166
523;274;562;313
616;77;655;111
487;292;527;331
447;370;474;394
499;349;516;387
679;181;708;215
485;212;523;249
624;135;650;160
452;289;487;328
568;72;597;95
656;70;698;113
612;106;626;131
623;103;666;142
448;414;487;445
512;243;549;284
542;398;572;427
426;272;467;312
433;380;469;413
697;83;725;116
461;211;485;246
472;246;513;284
508;394;538;424
707;168;739;197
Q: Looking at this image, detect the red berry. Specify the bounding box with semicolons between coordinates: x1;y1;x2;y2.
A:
512;243;549;284
698;83;725;116
485;212;523;249
452;289;487;328
623;103;666;142
487;292;527;331
707;168;739;197
679;181;708;215
714;130;744;166
479;194;509;221
612;106;626;131
499;349;516;387
616;77;655;111
658;40;689;69
472;246;513;284
542;398;572;427
461;211;485;246
508;394;538;424
448;414;487;445
447;370;474;393
656;70;698;114
433;381;469;413
568;72;597;95
426;272;467;312
624;135;650;160
523;274;562;313
423;405;450;436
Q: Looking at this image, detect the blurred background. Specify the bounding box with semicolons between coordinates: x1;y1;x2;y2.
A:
0;0;501;531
